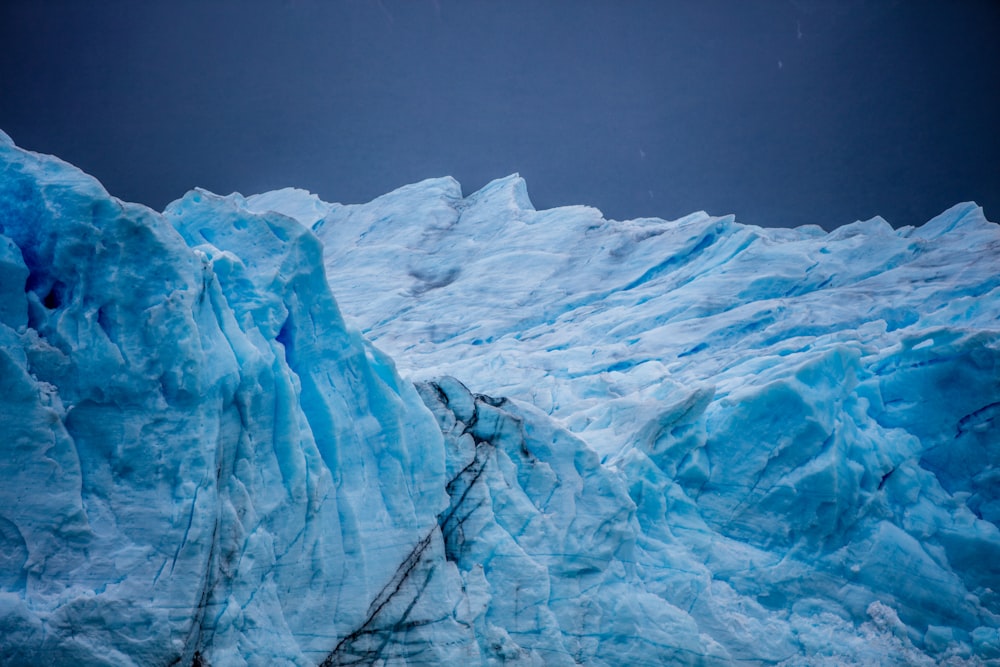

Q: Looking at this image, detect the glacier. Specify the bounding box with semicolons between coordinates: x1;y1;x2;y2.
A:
0;129;999;666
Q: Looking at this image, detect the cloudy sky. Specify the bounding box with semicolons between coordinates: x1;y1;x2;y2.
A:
1;0;997;229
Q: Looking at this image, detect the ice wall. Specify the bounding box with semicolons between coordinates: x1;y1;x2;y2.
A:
0;132;468;666
297;174;1000;663
2;132;999;665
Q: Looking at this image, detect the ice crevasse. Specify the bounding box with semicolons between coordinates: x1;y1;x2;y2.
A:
1;130;999;665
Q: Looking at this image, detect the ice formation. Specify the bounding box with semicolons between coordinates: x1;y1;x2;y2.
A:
1;131;999;665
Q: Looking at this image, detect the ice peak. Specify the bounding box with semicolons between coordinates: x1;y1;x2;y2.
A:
465;173;534;212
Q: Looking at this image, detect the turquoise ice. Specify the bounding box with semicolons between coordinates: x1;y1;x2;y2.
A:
1;132;998;665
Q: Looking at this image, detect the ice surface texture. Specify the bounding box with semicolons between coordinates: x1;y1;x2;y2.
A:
1;131;999;665
0;132;465;666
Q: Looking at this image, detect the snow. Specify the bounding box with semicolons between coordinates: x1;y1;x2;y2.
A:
2;130;1000;665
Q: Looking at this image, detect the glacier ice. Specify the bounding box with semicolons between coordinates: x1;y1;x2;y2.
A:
1;129;1000;666
0;132;466;666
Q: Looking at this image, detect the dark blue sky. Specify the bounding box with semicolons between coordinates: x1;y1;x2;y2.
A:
1;0;998;229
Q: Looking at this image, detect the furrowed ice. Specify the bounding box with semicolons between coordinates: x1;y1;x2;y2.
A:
1;130;998;666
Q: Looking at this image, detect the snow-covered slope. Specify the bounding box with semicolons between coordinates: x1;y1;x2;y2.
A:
1;132;999;665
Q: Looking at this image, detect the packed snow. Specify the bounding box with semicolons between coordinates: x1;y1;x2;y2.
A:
1;131;999;665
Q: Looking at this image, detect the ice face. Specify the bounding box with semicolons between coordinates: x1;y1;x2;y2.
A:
0;133;467;666
302;175;1000;663
1;130;999;665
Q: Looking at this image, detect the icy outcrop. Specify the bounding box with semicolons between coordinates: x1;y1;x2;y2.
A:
295;175;1000;663
1;132;999;665
0;132;469;666
416;377;730;666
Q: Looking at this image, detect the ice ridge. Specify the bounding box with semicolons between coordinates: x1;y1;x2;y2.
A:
1;131;999;665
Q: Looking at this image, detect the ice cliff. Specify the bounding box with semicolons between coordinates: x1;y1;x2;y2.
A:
1;132;999;665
